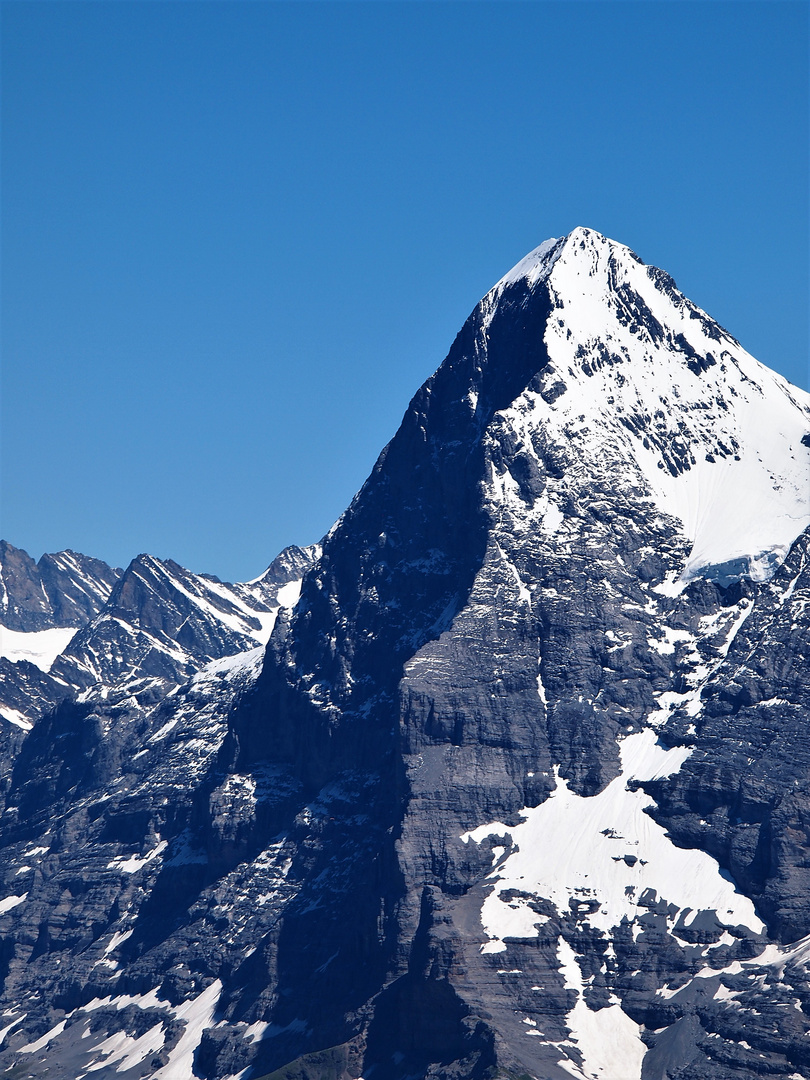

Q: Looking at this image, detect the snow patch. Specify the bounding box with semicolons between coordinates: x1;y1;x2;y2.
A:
556;936;645;1080
103;929;133;955
107;840;167;875
0;625;77;671
83;1022;165;1074
0;1014;23;1047
0;893;27;915
462;730;763;947
493;237;562;291
18;1018;67;1054
0;708;32;731
151;980;222;1080
276;579;302;609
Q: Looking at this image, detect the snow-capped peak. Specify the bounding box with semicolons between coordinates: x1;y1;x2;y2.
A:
486;227;810;587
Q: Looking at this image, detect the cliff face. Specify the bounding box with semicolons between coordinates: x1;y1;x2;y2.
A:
0;229;808;1080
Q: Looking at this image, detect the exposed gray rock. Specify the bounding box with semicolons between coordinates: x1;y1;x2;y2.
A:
0;541;122;632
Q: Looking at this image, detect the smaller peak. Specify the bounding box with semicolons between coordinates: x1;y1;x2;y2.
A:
129;552;165;576
0;540;32;559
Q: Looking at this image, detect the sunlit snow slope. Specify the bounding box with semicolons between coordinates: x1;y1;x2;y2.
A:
490;228;810;587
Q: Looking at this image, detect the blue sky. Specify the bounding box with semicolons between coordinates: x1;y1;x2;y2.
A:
2;1;808;582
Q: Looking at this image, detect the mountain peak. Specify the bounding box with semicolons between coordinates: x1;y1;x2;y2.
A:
480;229;810;588
492;226;628;295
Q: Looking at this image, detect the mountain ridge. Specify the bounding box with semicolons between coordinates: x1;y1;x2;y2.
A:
0;228;808;1080
0;541;322;732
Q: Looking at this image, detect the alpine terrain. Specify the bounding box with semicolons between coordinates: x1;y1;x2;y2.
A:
0;227;809;1080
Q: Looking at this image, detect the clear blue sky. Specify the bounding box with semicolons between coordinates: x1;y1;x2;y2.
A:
2;1;808;582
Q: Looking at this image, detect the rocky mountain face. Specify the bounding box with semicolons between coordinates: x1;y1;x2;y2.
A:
0;228;808;1080
0;542;122;634
0;542;319;823
0;543;319;727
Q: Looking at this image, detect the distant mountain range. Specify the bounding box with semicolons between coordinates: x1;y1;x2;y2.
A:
0;228;808;1080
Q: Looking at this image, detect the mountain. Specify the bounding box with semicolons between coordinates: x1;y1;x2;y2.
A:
0;227;808;1080
0;543;320;728
0;541;321;833
0;542;123;634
